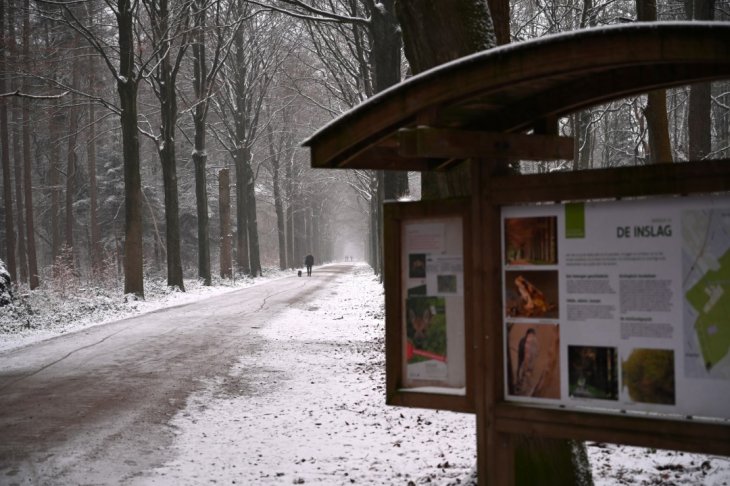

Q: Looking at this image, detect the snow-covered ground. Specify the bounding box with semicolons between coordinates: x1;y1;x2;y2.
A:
1;263;729;484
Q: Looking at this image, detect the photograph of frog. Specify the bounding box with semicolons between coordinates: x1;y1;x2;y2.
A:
504;216;558;266
505;270;559;319
405;296;447;364
622;348;676;405
507;323;561;399
568;345;619;400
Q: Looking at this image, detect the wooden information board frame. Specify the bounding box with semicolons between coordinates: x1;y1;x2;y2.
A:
302;23;730;486
474;160;730;485
383;198;474;413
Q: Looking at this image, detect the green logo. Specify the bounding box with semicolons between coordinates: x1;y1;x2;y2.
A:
565;203;585;239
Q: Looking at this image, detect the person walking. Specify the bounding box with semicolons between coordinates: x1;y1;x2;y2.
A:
304;254;314;276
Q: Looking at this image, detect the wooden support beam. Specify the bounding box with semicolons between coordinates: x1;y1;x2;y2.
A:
398;127;574;161
533;115;559;136
495;403;730;457
490;159;730;204
336;146;430;171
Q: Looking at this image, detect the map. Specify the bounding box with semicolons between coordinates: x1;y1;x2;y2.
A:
682;208;730;379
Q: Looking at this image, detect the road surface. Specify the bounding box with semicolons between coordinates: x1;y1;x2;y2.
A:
0;264;352;485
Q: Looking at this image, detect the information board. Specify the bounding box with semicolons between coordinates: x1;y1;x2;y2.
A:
401;216;466;391
501;195;730;420
383;199;472;412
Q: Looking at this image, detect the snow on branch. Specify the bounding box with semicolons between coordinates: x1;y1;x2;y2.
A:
0;90;70;100
247;0;369;26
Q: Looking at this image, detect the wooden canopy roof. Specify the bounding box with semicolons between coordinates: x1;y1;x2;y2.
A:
303;22;730;171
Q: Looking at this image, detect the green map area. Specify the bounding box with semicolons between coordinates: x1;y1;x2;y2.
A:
686;248;730;370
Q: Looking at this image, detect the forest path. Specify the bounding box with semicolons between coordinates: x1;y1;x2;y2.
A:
0;264;353;485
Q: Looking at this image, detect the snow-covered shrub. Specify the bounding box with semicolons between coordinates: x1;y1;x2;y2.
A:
0;259;12;306
48;247;81;298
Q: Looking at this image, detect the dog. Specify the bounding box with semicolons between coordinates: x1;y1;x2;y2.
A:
298;270;302;277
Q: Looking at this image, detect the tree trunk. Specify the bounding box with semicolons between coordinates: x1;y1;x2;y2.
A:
636;0;672;164
192;135;211;285
234;146;250;275
158;71;184;290
84;4;102;276
294;195;306;269
368;172;378;271
245;161;261;277
50;109;62;264
65;82;79;259
232;24;251;276
12;95;27;284
488;0;510;45
574;110;593;171
87;86;102;274
0;0;16;281
22;96;38;290
285;157;294;269
371;0;409;204
396;0;496;200
268;129;287;270
396;0;496;75
644;91;673;163
117;0;144;298
149;0;185;292
8;0;26;284
22;0;38;289
305;199;313;257
218;168;232;279
192;2;211;285
686;0;714;161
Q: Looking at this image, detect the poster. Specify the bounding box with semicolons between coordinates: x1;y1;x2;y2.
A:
402;218;466;389
502;196;730;420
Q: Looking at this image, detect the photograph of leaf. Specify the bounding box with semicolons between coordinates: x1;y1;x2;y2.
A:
622;348;676;405
568;345;619;400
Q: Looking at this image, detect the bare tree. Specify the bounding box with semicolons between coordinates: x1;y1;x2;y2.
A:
264;104;294;270
636;0;672;164
52;0;150;297
9;0;28;285
214;5;287;277
0;0;17;281
188;0;238;285
686;0;715;160
22;0;39;289
142;0;192;291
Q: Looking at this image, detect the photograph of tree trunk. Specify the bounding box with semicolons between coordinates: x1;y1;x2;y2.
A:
504;217;559;266
568;345;619;400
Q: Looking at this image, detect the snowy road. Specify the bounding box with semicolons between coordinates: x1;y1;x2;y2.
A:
0;265;346;484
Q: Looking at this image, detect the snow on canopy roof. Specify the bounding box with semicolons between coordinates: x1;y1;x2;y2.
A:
303;22;730;170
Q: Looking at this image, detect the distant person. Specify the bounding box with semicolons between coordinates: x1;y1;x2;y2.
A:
304;254;314;276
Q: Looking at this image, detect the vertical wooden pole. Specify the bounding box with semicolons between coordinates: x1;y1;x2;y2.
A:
471;158;489;484
474;157;512;485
